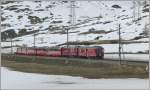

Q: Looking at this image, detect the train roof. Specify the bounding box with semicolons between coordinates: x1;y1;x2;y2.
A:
18;46;103;49
62;45;103;48
78;46;103;48
18;46;61;50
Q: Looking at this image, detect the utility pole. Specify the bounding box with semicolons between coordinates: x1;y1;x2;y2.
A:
133;1;136;21
11;38;13;56
0;0;1;63
33;27;36;61
26;24;40;60
70;1;76;27
137;1;140;20
148;0;150;75
118;24;122;65
65;1;76;64
67;1;76;55
67;27;69;49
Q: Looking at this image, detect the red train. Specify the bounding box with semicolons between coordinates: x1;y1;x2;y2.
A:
16;46;104;59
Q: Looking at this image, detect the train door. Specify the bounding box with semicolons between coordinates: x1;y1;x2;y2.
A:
96;47;104;59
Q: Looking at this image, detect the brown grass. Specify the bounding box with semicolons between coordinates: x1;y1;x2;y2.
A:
1;55;148;79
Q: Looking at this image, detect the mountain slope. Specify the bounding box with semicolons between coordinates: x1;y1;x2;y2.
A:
1;1;149;53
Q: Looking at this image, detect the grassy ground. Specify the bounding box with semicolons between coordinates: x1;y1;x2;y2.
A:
1;55;148;78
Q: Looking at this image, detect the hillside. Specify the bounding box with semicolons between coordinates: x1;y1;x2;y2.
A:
1;1;149;53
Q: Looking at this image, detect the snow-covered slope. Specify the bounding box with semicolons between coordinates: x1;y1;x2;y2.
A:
1;1;149;53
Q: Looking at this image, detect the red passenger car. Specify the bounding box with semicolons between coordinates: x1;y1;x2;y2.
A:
16;46;104;59
61;47;70;57
77;46;104;59
78;47;87;57
16;48;22;55
61;47;78;57
26;48;35;56
69;47;78;57
36;48;47;56
16;47;27;55
47;47;61;57
86;47;97;57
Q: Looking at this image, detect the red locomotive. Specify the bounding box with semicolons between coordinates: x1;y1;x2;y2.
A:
16;46;104;59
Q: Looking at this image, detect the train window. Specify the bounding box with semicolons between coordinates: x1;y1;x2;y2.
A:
81;49;85;52
43;49;47;51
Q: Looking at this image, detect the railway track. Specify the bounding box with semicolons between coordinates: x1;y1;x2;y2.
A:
2;54;148;66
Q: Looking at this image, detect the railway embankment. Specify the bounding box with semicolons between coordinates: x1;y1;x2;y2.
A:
1;54;148;79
